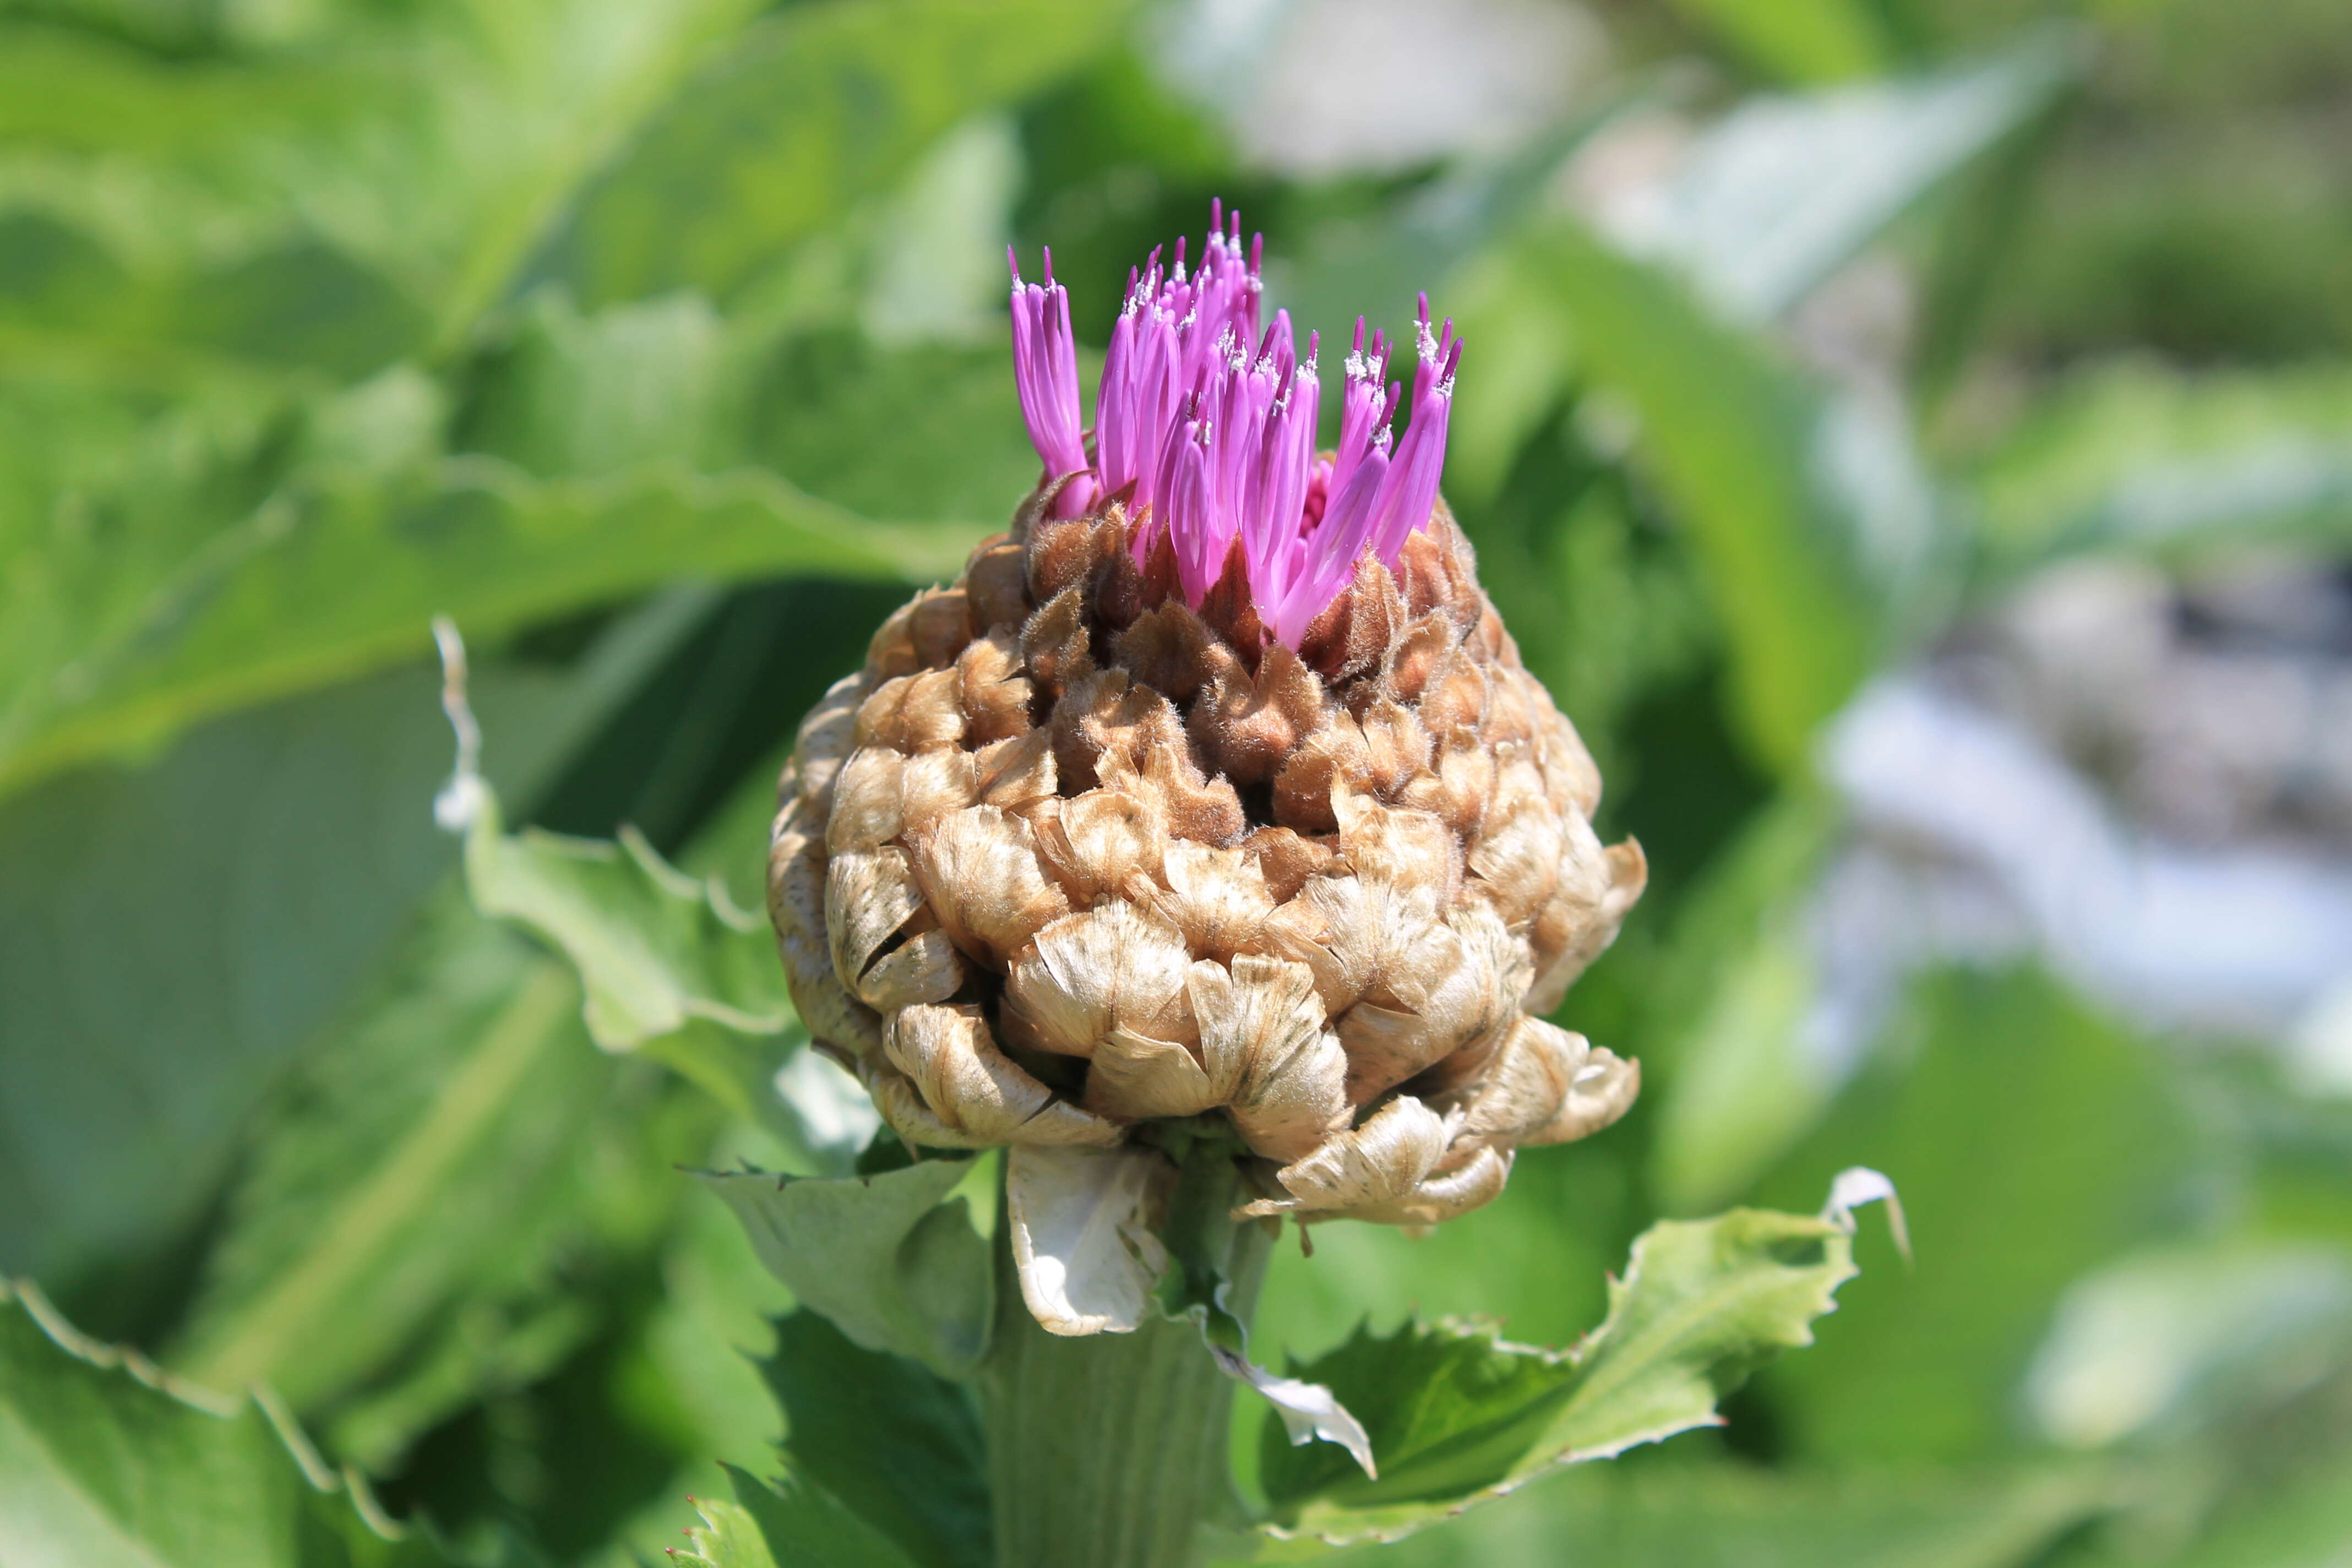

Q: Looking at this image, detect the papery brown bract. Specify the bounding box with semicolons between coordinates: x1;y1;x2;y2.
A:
767;484;1645;1245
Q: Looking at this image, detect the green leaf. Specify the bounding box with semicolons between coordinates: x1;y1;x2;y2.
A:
0;1278;447;1567
2132;1460;2352;1568
704;1161;992;1379
454;290;727;481
674;1463;917;1568
735;324;1048;535
460;786;807;1133
759;1308;992;1568
1661;0;1894;84
1256;1202;1866;1549
1477;221;1879;772
530;0;1128;307
1972;357;2352;571
1750;966;2185;1464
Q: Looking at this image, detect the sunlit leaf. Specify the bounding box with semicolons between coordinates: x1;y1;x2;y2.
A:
1605;42;2080;323
0;448;967;799
704;1160;992;1379
0;1278;448;1567
2023;1240;2352;1450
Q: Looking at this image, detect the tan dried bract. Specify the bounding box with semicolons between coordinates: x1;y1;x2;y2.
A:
767;482;1645;1225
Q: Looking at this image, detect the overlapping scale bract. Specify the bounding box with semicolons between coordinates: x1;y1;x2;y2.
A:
767;480;1646;1226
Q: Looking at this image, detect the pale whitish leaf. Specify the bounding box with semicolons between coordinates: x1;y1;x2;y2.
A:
1007;1144;1170;1337
0;1279;447;1567
704;1161;993;1379
673;1465;915;1568
769;1050;886;1177
2024;1241;2352;1449
1604;43;2079;322
1211;1344;1378;1482
1253;1195;1868;1551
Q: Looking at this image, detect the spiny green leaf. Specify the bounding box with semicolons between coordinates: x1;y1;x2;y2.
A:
0;1278;449;1567
530;0;1130;307
673;1464;916;1568
1256;1204;1864;1550
704;1161;992;1379
759;1309;992;1568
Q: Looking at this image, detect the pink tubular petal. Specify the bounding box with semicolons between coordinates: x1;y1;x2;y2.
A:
1012;203;1460;641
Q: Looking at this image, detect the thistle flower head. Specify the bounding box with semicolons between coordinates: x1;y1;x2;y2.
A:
770;206;1644;1323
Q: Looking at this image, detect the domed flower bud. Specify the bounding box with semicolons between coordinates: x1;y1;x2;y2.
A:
767;204;1646;1330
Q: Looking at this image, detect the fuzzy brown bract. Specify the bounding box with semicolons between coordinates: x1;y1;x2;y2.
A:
767;478;1646;1227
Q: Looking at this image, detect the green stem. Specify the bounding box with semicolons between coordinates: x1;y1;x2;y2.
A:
982;1148;1272;1568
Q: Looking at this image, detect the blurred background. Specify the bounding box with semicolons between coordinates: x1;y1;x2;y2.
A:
3;0;2349;1562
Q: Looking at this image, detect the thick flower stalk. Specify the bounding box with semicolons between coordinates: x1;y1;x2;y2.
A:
768;204;1646;1339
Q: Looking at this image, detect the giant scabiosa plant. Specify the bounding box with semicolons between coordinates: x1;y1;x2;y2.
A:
765;202;1652;1564
772;203;1642;1239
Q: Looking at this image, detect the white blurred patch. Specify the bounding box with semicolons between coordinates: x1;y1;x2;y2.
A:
771;1049;883;1170
2286;978;2352;1097
1817;677;2352;1049
1160;0;1607;177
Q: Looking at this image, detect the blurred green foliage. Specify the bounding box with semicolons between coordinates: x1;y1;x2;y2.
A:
2;0;2349;1562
